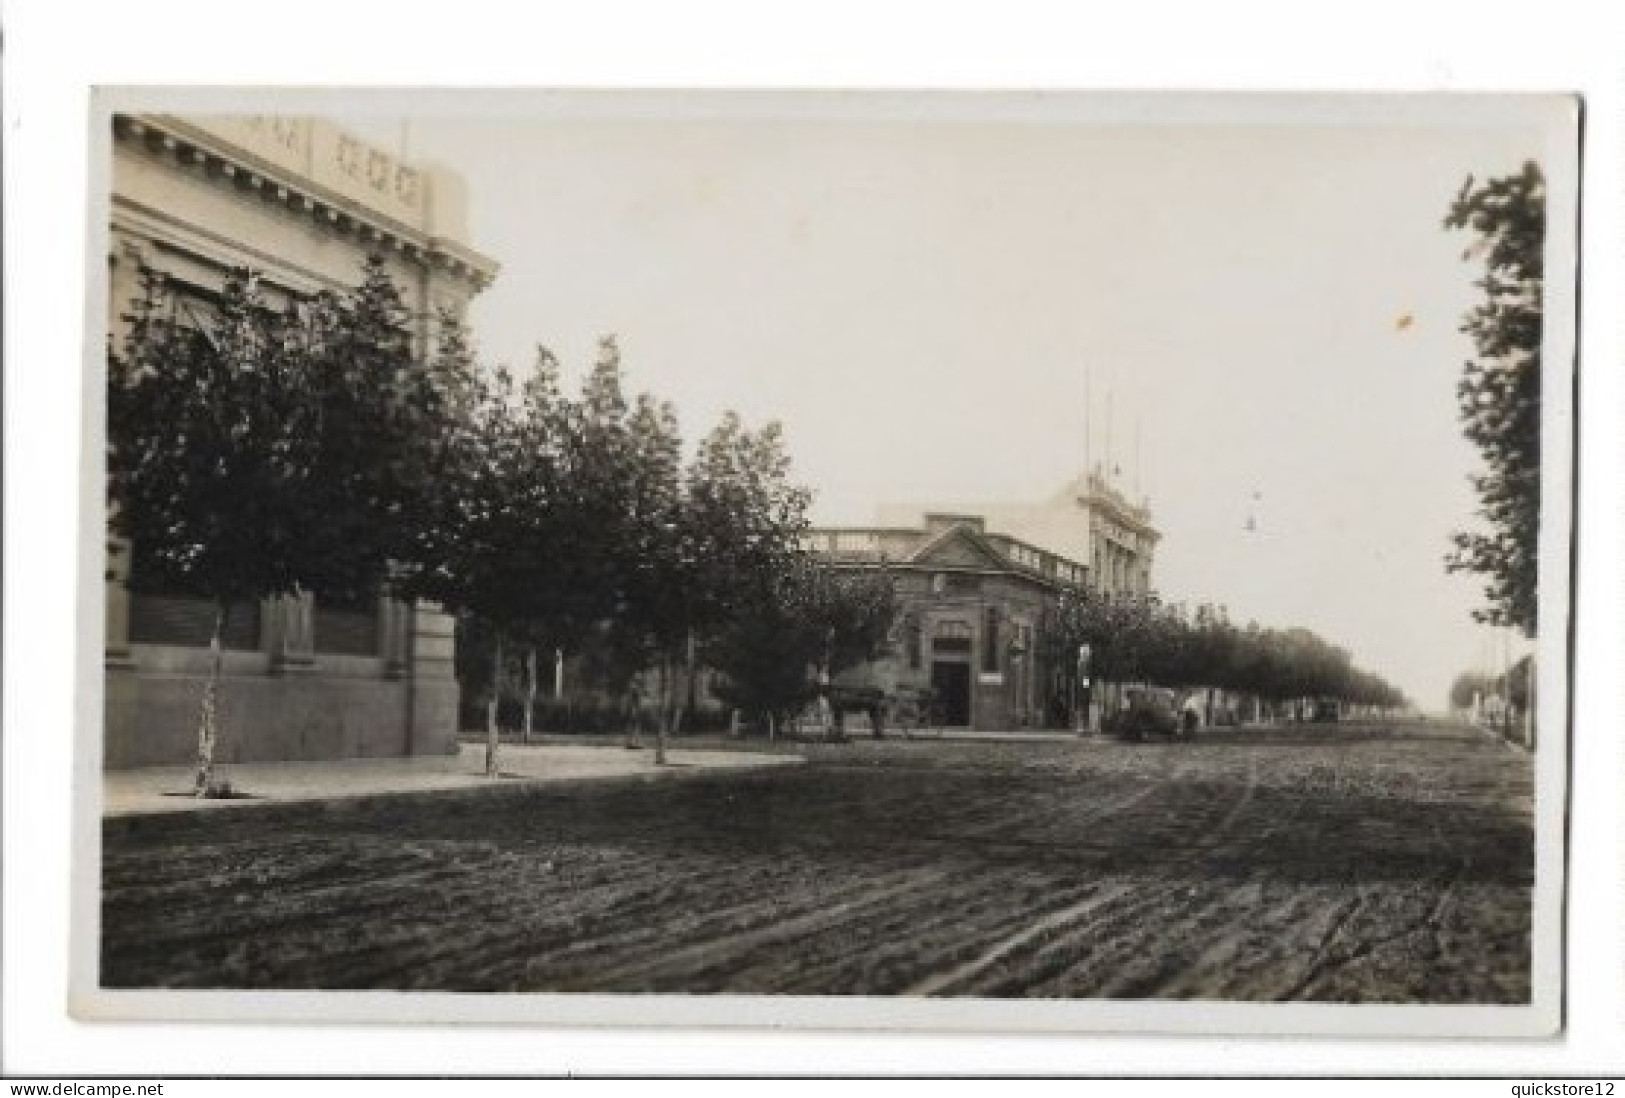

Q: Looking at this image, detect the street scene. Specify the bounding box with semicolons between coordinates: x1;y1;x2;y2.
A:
91;95;1567;1015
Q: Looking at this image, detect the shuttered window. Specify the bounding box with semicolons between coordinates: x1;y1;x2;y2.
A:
129;593;262;650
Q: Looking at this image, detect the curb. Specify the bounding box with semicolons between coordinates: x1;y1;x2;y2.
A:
102;755;803;842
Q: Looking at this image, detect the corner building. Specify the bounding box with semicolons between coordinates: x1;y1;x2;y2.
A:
805;514;1092;731
104;114;499;768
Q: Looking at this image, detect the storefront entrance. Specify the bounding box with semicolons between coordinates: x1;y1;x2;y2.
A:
930;660;972;727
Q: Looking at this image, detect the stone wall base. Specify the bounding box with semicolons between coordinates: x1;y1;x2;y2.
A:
104;670;459;769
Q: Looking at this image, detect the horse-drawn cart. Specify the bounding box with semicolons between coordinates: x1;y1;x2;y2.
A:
792;683;938;740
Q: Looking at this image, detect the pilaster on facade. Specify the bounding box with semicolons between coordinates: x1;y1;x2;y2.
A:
409;602;457;682
267;591;318;675
104;538;135;669
408;602;460;757
378;594;412;680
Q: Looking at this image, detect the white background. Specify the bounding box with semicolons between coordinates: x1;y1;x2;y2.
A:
4;0;1623;1078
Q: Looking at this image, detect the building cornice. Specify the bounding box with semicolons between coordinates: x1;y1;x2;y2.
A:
114;114;500;293
807;521;1090;593
1082;487;1161;543
820;556;1079;597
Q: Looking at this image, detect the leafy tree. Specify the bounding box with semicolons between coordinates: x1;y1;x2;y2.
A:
803;562;900;681
708;558;898;730
433;335;678;746
606;388;687;761
619;409;812;762
704;570;822;732
407;350;565;777
515;338;638;739
108;258;452;794
1444;161;1545;636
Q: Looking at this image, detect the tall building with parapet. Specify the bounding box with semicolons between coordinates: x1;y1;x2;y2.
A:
104;113;499;768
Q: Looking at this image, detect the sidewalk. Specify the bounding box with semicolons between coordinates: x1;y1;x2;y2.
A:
923;728;1089;744
102;742;804;819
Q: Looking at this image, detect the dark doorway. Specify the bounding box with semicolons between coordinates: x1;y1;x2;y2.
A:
931;661;972;727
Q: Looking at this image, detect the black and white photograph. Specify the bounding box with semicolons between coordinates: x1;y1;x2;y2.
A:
72;90;1575;1036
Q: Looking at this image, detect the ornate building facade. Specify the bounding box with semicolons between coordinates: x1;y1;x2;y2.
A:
104;114;499;768
804;514;1091;731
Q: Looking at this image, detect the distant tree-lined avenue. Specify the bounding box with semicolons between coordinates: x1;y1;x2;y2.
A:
1039;591;1407;716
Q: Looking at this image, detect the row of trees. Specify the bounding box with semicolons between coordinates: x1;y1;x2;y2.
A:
416;324;900;768
1039;591;1408;715
111;255;1408;794
1448;654;1532;716
109;256;897;792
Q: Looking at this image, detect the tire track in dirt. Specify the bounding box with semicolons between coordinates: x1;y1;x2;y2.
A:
945;750;1331;999
581;868;959;990
332;857;770;988
903;754;1259;997
708;772;1186;994
1278;858;1467;1001
735;872;1107;996
500;862;916;990
104;840;685;986
1012;757;1317;999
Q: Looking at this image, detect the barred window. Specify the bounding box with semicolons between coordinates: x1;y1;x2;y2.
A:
314;594;380;656
129;593;262;650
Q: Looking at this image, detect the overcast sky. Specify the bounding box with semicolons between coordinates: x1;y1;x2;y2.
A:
340;99;1555;708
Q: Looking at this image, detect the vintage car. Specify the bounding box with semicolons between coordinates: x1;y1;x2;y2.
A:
1105;686;1189;741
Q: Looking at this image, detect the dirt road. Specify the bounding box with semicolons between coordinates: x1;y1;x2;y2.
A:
101;721;1533;1001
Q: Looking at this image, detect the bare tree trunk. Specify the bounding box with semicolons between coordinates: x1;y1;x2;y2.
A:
1525;655;1536;749
193;600;229;797
485;632;504;778
654;657;670;766
623;683;641;749
681;627;698;734
523;646;538;745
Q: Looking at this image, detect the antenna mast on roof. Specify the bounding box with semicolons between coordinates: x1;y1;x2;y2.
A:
1134;413;1142;499
1105;384;1115;484
1083;366;1093;479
